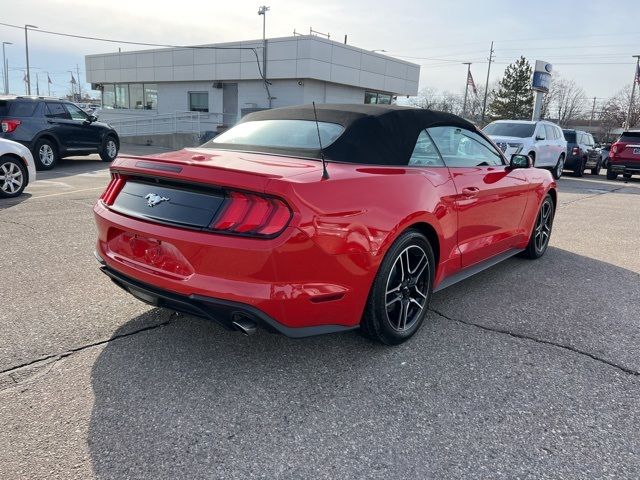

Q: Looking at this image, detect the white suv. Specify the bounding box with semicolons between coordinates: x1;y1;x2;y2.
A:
483;120;567;179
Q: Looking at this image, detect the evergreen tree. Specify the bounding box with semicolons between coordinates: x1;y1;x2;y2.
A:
489;57;534;120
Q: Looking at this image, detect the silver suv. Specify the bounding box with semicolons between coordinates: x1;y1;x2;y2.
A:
483;120;567;179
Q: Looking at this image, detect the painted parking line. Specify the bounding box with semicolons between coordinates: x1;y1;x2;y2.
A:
29;187;105;199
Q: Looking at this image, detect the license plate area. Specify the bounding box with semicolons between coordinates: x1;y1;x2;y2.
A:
633;148;640;155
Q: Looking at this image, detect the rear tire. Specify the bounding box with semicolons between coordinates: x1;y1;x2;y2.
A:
33;138;58;170
522;194;554;260
99;135;119;162
552;155;564;180
606;168;617;180
623;173;633;179
361;230;434;345
0;156;27;198
574;158;586;177
591;160;601;176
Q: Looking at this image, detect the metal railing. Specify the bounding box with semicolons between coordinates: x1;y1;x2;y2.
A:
106;111;229;137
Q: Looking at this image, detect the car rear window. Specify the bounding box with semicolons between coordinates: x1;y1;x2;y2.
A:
619;131;640;142
0;100;38;117
205;120;345;150
562;130;576;142
482;123;535;138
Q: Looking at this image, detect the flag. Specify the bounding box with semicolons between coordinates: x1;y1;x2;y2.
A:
467;70;477;95
47;74;52;84
70;73;77;84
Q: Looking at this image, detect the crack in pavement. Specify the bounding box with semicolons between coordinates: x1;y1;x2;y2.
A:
558;185;629;208
0;218;35;230
431;308;640;377
0;312;177;382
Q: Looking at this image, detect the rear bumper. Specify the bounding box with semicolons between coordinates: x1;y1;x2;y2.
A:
97;260;356;338
610;162;640;175
94;201;374;332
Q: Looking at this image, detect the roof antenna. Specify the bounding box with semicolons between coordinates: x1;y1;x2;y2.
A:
312;101;330;180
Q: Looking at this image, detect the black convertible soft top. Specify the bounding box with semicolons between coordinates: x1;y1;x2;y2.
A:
206;104;477;166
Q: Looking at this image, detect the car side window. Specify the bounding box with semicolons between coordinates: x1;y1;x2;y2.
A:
587;134;594;146
427;126;504;167
46;102;71;120
536;125;546;140
65;103;88;121
544;125;555;140
408;130;445;167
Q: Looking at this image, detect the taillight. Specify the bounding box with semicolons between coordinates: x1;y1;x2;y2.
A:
210;191;292;237
1;119;21;133
100;173;126;206
571;146;579;156
610;142;625;160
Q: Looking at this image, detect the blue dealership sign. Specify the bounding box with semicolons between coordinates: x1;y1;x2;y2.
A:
532;60;552;93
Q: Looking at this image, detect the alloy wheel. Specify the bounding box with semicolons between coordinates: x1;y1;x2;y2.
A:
556;158;564;179
39;144;54;166
534;200;553;253
385;245;430;332
106;139;117;159
0;162;24;194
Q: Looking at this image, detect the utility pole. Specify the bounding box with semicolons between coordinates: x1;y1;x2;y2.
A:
625;55;640;130
258;5;271;108
69;70;75;100
35;72;39;96
481;41;494;125
462;62;472;118
76;64;82;100
24;25;37;95
589;96;597;127
2;42;11;94
46;71;51;96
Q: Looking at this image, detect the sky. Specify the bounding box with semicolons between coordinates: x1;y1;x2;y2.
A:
1;0;639;112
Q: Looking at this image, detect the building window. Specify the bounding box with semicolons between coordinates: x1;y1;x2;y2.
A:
144;84;157;110
115;84;129;109
102;84;116;109
129;83;144;109
364;91;392;105
189;92;209;112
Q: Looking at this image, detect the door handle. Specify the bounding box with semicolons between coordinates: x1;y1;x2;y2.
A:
461;187;480;198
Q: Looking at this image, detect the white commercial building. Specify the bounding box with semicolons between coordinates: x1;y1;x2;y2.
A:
85;35;420;137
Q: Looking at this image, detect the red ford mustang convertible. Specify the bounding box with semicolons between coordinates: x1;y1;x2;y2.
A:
94;104;556;344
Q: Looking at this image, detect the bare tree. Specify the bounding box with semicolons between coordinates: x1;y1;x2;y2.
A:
408;87;440;110
552;78;587;127
600;84;640;135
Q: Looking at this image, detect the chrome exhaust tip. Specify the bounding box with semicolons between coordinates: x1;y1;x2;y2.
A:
231;315;257;336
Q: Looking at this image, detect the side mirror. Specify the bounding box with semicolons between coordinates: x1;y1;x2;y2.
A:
535;135;545;141
89;114;98;122
510;154;532;169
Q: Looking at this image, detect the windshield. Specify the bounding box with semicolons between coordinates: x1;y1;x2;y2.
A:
203;120;345;151
483;122;535;138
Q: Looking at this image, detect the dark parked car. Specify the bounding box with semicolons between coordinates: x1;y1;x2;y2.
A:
607;131;640;180
0;96;119;170
562;129;602;176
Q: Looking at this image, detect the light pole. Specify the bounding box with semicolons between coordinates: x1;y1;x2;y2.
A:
24;24;37;95
625;55;640;130
258;5;270;107
2;41;11;94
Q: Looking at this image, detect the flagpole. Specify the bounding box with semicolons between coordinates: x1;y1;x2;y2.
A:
625;55;640;130
46;72;51;96
462;62;472;118
35;72;39;96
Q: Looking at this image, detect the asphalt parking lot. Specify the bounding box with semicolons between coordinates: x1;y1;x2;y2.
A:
1;150;639;479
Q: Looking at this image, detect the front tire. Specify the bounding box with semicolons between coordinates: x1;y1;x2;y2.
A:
0;156;27;198
522;194;554;259
591;160;602;176
552;155;564;180
33;138;58;170
606;168;617;180
361;230;434;345
99;135;119;162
